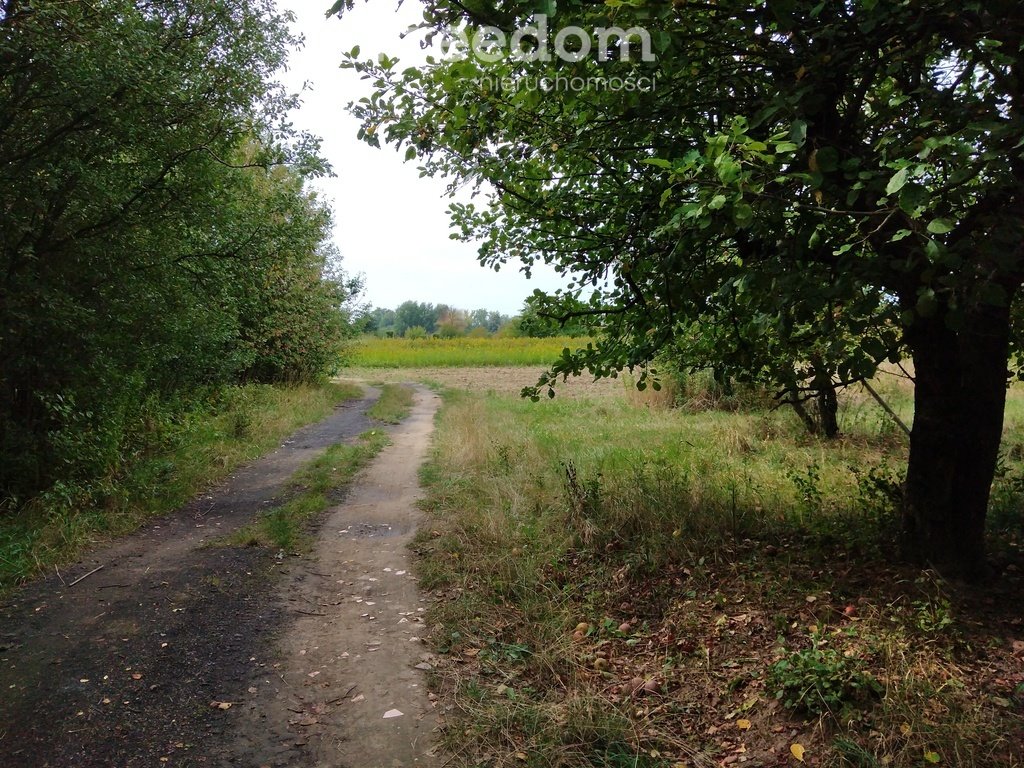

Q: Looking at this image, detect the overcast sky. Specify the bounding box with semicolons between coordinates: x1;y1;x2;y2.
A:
274;0;567;315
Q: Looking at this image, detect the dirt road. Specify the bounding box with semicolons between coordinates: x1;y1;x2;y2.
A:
0;384;441;767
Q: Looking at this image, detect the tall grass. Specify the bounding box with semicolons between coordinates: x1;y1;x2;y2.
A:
415;387;1023;768
350;335;585;368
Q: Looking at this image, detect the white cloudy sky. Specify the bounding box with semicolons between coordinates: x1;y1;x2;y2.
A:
274;0;567;315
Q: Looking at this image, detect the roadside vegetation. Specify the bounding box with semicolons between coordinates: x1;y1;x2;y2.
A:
415;376;1024;768
0;382;363;590
0;2;363;590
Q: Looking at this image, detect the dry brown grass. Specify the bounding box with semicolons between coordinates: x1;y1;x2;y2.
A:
414;386;1024;768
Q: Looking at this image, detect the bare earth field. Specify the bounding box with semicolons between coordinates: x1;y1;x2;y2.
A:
341;365;627;401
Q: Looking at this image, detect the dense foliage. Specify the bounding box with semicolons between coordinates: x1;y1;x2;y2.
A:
362;301;511;336
0;0;358;508
341;0;1024;577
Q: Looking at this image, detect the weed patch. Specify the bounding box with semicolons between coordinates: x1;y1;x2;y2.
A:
229;429;390;550
768;634;883;717
368;383;416;424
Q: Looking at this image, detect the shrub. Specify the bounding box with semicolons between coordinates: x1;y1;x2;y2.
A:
769;637;882;717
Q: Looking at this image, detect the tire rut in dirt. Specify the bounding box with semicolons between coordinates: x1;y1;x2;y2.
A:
0;393;377;767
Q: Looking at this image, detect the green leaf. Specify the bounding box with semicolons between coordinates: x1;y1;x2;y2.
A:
790;120;807;146
886;168;909;195
642;158;673;170
898;183;928;215
926;218;954;234
861;337;887;360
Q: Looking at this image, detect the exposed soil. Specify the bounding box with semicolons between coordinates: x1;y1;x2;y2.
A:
226;385;441;767
0;384;441;767
342;366;626;400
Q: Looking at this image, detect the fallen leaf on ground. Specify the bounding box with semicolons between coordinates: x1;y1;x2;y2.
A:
737;719;751;730
383;709;404;719
791;743;805;762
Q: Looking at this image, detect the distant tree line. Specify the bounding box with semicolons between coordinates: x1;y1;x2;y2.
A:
359;294;589;339
0;1;359;509
360;302;508;338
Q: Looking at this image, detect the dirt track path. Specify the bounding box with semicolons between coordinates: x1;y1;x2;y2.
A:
0;384;441;767
229;385;441;767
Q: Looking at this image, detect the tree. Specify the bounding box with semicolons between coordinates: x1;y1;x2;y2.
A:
360;306;398;336
340;1;1024;578
518;292;593;339
436;308;469;338
0;0;352;506
394;300;438;335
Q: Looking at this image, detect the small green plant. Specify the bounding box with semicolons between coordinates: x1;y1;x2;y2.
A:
902;573;957;638
909;597;955;635
853;461;903;528
480;637;532;663
768;636;882;717
788;461;824;515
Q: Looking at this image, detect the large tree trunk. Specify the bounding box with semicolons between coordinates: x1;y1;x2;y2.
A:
902;301;1013;580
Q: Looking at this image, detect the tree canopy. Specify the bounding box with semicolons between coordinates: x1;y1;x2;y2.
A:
1;0;358;506
341;0;1024;578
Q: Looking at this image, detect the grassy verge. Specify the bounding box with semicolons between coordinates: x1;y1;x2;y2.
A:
416;387;1024;768
0;381;364;590
368;383;417;424
230;428;390;551
350;335;586;367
